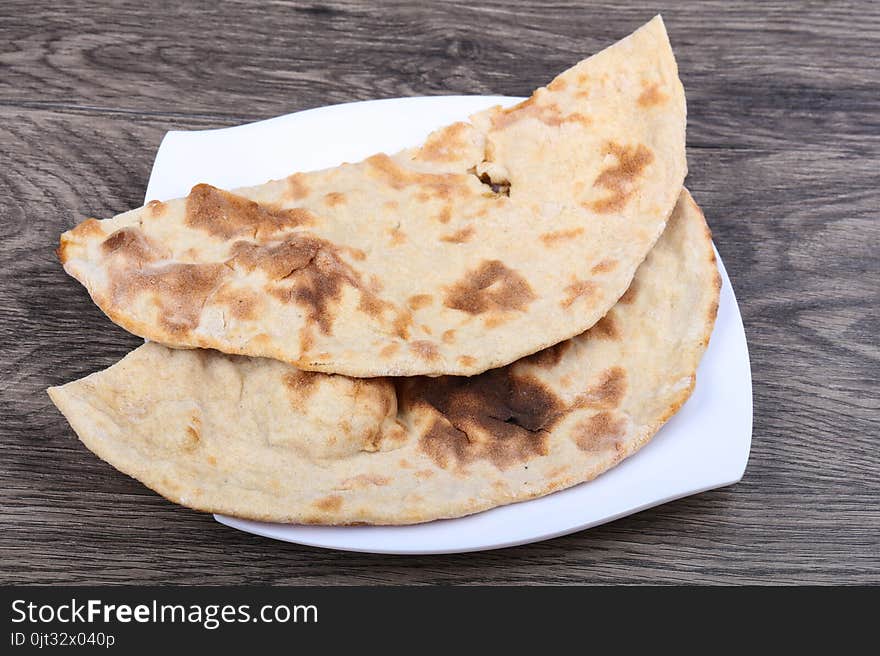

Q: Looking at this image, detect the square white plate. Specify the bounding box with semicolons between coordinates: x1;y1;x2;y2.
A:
144;96;752;554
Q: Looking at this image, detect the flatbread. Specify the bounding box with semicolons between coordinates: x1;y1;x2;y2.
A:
48;190;719;525
57;16;686;376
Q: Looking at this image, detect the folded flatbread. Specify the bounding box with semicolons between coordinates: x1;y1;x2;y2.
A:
48;190;719;525
57;16;686;376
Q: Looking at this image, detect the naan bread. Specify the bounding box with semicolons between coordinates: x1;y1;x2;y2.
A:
48;190;719;525
57;16;686;376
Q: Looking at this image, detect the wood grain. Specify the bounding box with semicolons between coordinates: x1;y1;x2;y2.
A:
1;0;878;585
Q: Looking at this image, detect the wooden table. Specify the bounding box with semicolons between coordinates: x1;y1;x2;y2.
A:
2;1;877;585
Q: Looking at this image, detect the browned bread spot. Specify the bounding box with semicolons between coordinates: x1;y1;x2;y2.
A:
282;370;321;408
388;225;407;245
483;314;508;329
524;340;571;368
441;329;456;344
356;290;392;319
435;205;453;223
184;423;200;450
233;234;388;336
572;367;627;409
101;227;166;265
588;143;654;213
561;278;596;308
410;340;440;361
458;355;476;368
286;173;310;200
314;495;343;512
58;221;94;261
407;294;433;310
540;227;585;246
589;314;620;340
440;226;475;243
337;474;391;490
392;309;414;340
146;199;167;216
415;122;472;163
618;280;639;304
444;260;535;315
492;96;592;130
365;154;468;202
573;411;626;452
70;218;105;239
546;465;569;478
231;237;320;279
324;191;347;207
55;238;72;263
298;326;315;355
591;258;618;274
408;370;563;470
637;81;668;107
379;343;400;358
418;420;470;470
211;286;263;321
347;247;367;261
268;266;342;335
186;183;313;240
107;262;226;334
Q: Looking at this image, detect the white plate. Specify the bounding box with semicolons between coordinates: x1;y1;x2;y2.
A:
144;96;752;555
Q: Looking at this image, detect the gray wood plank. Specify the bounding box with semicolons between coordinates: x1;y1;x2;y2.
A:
1;0;878;584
